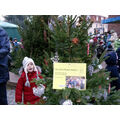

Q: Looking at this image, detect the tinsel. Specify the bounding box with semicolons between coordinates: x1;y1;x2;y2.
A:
88;65;94;76
51;52;59;62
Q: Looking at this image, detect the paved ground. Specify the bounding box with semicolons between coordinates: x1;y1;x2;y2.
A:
7;88;17;105
7;72;19;105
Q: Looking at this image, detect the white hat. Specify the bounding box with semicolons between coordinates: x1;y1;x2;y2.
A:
22;57;39;87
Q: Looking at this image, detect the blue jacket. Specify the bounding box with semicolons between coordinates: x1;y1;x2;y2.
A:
105;51;120;90
14;41;19;51
0;27;10;83
105;51;117;65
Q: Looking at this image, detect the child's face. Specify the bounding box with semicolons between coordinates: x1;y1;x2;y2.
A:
27;62;34;72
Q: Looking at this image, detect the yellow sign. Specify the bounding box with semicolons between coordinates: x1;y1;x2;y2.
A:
53;63;86;90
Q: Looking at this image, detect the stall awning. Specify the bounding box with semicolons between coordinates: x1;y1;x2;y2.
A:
0;21;21;41
101;16;120;24
0;21;18;28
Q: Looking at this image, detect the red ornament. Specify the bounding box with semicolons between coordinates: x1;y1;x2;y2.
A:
72;38;79;44
87;43;89;56
108;83;111;94
44;59;48;66
99;85;102;90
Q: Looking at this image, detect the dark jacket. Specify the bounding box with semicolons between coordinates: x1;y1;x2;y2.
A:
0;27;10;83
105;51;120;90
116;47;120;72
116;47;120;64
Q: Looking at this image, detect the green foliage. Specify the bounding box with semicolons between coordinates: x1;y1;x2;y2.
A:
42;51;54;77
10;15;55;74
10;48;25;74
62;88;71;99
47;15;93;63
34;15;115;105
10;15;120;105
31;74;46;85
34;51;120;105
19;15;51;67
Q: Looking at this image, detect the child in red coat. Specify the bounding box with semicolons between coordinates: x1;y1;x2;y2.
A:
15;57;45;104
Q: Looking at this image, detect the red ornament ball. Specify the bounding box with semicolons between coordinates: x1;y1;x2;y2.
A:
72;38;79;44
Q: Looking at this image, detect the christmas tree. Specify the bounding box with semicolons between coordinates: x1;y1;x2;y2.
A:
10;15;54;73
17;15;120;105
47;15;92;63
36;15;120;105
41;15;93;76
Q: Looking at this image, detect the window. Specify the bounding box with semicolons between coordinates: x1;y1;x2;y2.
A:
96;16;99;21
87;15;91;19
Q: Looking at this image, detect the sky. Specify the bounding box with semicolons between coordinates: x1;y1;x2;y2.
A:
0;15;108;22
0;15;5;21
0;0;112;21
0;0;119;15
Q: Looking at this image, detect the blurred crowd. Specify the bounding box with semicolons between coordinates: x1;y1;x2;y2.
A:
89;29;120;91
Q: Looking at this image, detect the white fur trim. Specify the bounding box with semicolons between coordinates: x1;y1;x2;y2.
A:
19;66;24;76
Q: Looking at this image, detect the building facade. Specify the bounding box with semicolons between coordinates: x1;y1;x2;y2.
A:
108;15;120;37
88;15;108;35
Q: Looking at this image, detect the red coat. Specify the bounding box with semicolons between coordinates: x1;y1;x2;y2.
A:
93;37;98;43
15;71;44;104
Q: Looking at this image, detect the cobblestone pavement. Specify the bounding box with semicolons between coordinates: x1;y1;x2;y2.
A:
7;72;19;105
7;88;17;105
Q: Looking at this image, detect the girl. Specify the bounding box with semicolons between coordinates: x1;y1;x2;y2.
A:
15;57;45;104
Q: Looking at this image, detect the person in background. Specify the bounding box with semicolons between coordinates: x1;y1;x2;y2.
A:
106;44;114;54
9;37;14;53
0;27;10;105
114;37;120;50
20;38;24;49
103;32;108;47
109;30;118;49
116;47;120;73
107;31;112;47
104;50;120;91
13;38;19;52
